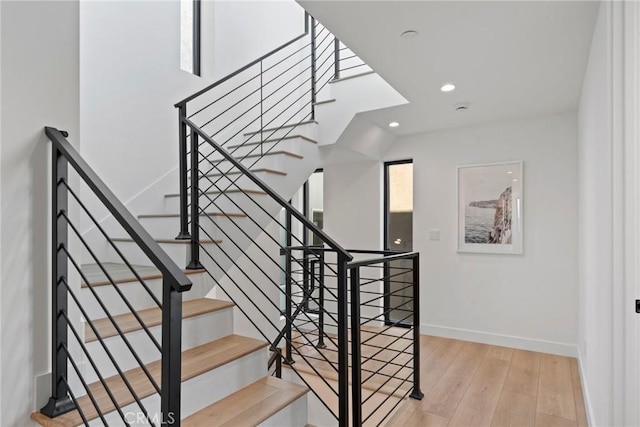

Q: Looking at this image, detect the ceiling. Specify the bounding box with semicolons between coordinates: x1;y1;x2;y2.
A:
299;0;600;136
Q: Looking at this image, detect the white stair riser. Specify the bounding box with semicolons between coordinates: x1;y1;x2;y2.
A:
259;395;308;427
225;137;314;158
199;151;289;172
80;307;234;385
79;273;209;319
162;192;271;217
88;348;268;426
243;122;318;144
282;369;338;427
189;172;286;193
140;215;254;241
107;241;214;270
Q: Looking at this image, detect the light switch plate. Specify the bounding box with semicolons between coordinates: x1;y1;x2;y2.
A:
429;229;440;241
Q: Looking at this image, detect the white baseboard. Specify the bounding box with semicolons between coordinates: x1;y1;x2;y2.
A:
420;323;578;357
577;353;596;427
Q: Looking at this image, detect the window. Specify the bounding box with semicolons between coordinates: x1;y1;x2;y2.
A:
304;169;324;245
303;170;323;313
384;160;413;326
180;0;201;76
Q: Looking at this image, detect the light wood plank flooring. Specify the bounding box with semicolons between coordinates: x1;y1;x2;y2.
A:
385;335;588;427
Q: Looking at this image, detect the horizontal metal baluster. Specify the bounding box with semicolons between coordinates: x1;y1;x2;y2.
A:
359;325;414;363
262;42;312;74
363;363;414;407
197;94;261;133
60;212;162;350
62;182;161;308
196;55;312;140
340;54;358;62
363;368;415;424
217;79;313;153
261;62;312;101
195;104;315;191
361;307;414;329
356;269;412;287
59;378;91;427
177;30;311;106
60;344;106;426
188;72;262;119
197;241;342;368
359;283;414;307
339;63;369;73
360;340;414;386
226;87;314;155
194;172;339;299
59;309;135;425
61;251;161;393
199;265;337;420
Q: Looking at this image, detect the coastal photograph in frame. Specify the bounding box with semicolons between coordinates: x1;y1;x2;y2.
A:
457;161;523;254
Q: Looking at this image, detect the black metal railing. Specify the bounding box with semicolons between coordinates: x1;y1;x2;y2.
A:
173;13;368;243
41;127;192;426
179;119;354;424
347;251;424;425
173;11;412;427
284;247;423;425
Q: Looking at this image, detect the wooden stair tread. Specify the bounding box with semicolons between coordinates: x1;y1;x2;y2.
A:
164;189;267;198
229;134;318;149
138;211;247;218
85;298;234;342
243;120;317;136
111;237;222;244
210;150;303;161
31;335;267;427
182;376;308;427
289;328;413;398
206;167;287;177
80;263;205;288
330;70;375;83
313;98;336;106
293;369;402;426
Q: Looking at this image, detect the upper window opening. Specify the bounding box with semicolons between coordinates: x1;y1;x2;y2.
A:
181;0;201;76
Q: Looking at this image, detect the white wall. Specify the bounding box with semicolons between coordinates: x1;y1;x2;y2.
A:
201;0;305;81
576;2;640;425
80;0;203;232
577;3;611;425
324;112;579;355
0;1;79;425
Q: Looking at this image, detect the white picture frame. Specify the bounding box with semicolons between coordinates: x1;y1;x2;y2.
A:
457;161;523;254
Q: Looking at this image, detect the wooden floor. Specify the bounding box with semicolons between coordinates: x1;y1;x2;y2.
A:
384;335;588;427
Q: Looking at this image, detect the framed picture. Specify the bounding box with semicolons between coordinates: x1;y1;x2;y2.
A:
457;161;523;254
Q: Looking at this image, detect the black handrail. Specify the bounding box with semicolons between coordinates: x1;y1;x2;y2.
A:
346;251;423;425
42;127;190;426
45;127;192;292
183;118;352;261
347;251;419;269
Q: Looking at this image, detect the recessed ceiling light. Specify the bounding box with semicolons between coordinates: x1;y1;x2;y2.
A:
507;171;513;174
441;83;456;92
401;30;419;39
388;121;400;128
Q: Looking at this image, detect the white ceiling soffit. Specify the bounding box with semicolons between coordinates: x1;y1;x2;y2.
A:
299;0;600;136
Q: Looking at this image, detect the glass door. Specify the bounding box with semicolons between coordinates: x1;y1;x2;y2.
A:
384;160;414;326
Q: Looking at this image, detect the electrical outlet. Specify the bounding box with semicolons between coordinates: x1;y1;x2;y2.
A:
428;229;440;241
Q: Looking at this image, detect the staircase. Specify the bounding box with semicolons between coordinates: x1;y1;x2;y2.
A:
32;12;420;427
